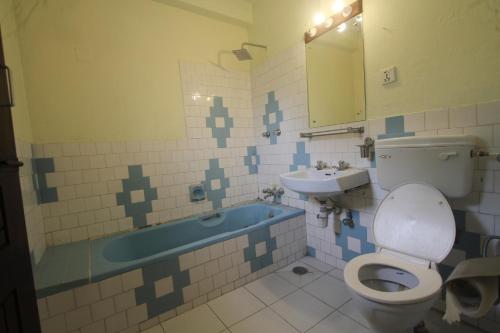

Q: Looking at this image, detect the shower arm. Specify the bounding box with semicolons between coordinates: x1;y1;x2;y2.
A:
241;42;267;50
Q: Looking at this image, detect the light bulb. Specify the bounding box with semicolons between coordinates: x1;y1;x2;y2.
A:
337;23;347;32
325;17;334;28
308;27;318;37
313;12;326;25
331;0;345;14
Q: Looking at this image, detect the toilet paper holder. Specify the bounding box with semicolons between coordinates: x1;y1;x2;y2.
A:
481;235;500;305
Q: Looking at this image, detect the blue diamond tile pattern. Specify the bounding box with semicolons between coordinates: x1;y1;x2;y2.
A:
263;91;283;145
206;96;234;148
116;165;158;228
335;210;375;262
372;115;416;167
33;158;58;204
243;146;260;175
203;159;230;210
135;256;190;318
244;225;277;273
290;142;311;201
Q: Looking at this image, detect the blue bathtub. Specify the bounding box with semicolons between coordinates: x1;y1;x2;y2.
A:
35;201;304;297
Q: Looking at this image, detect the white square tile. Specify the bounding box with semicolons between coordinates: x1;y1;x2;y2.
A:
494;124;500;147
307;311;370;333
425;108;449;130
211;179;221;190
347;236;361;253
465;212;495;234
270;290;333;333
404;112;425;132
47;290;75;316
141;324;164;333
130;189;145;203
244;273;297;305
464;126;494;147
180;251;196;271
160;304;224;333
230;308;299;333
182;284;199;302
477;100;500;125
155;276;174;298
479;192;500;215
215;117;226;128
255;241;267;257
303;275;351;309
299;256;333;273
275;262;323;287
449;104;477;128
269;113;277;124
208;287;265;326
121;269;144;290
338;300;369;328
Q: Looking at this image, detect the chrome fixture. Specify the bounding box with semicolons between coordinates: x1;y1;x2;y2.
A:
358;137;375;161
474;150;500;162
300;126;364;138
262;128;281;138
232;42;267;61
315;160;330;170
333;160;350;171
316;198;342;229
262;185;284;204
342;209;355;228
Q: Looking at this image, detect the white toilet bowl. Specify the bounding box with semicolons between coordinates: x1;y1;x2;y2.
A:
343;183;456;333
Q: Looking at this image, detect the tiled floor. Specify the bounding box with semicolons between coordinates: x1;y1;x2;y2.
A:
141;257;483;333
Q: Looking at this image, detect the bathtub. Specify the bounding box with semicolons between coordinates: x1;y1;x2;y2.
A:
35;201;305;300
91;201;304;280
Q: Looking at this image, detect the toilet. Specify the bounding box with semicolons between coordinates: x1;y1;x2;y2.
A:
343;135;476;333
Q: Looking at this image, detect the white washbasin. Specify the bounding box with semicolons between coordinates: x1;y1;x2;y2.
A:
280;168;370;199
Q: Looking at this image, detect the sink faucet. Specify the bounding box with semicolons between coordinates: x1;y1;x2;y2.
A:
262;185;284;203
315;160;330;170
333;160;350;171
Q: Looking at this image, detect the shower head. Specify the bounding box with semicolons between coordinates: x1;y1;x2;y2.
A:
232;42;267;61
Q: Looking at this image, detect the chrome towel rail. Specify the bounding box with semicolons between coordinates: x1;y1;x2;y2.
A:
300;126;364;138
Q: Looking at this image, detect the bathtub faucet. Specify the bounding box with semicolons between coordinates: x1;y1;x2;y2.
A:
262;186;284;204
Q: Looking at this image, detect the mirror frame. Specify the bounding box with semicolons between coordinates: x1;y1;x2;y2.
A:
304;0;363;44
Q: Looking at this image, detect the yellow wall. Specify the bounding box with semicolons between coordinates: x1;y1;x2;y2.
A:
15;0;249;143
0;0;34;142
250;0;500;119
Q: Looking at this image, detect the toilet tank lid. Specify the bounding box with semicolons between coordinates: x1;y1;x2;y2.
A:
375;135;476;149
373;183;456;263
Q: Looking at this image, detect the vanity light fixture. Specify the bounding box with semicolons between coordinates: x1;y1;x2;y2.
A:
337;23;347;32
331;0;345;14
325;17;334;28
308;27;318;37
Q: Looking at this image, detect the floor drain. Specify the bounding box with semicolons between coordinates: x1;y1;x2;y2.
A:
292;266;309;275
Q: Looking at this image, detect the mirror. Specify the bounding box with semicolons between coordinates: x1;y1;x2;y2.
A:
305;11;366;128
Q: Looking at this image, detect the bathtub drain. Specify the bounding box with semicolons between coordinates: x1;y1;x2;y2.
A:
292;266;309;275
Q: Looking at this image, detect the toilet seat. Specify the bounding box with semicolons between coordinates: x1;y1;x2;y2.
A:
344;183;456;305
344;252;443;304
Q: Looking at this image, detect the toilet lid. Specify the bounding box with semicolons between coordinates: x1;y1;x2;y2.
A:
373;183;455;263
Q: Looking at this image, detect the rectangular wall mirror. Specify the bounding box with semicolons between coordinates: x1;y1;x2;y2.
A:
305;1;366;128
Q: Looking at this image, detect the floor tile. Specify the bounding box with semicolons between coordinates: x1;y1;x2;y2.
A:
160;304;225;333
229;308;299;333
275;262;323;287
270;290;333;333
424;310;482;333
244;273;297;305
299;256;334;273
303;275;351;309
328;268;344;281
208;287;265;326
141;324;164;333
338;300;369;328
308;311;370;333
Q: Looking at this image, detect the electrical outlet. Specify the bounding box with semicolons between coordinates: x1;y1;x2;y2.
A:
382;66;397;85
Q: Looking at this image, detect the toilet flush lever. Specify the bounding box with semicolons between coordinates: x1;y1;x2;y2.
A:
438;152;458;160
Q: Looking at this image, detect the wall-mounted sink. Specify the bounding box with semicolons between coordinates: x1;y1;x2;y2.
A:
280;168;370;199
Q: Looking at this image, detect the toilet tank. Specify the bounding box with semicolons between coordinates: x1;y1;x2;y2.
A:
375;135;476;198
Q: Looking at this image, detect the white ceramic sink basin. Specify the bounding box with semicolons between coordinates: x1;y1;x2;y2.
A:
280;168;370;199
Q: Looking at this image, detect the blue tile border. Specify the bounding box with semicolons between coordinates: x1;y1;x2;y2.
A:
263;91;283;145
116;165;158;228
32;158;58;204
203;159;230;209
377;115;415;140
206;96;234;148
290;142;311;201
335;210;375;262
244;225;277;273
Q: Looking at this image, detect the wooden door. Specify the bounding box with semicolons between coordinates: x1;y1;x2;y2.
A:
0;27;41;333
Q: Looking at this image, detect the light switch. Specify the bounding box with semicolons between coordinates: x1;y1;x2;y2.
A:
382;66;397;85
